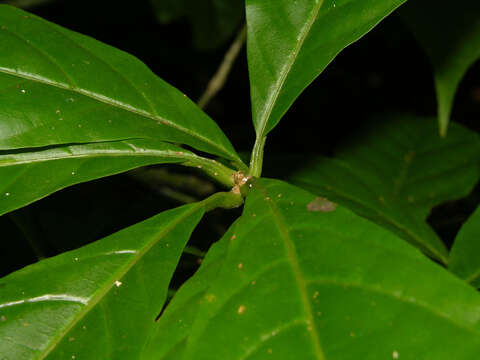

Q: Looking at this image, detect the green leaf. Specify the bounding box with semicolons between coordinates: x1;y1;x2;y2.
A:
150;0;244;50
142;217;237;359
145;179;480;359
246;0;407;140
0;201;205;360
449;206;480;288
0;138;237;217
288;116;480;263
400;0;480;136
0;5;242;163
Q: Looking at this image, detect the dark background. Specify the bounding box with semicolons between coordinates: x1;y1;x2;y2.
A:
2;0;480;281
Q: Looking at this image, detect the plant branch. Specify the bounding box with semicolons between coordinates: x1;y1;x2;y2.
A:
197;25;246;109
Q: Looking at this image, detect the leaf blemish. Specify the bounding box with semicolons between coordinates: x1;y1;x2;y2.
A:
307;197;337;212
237;305;246;314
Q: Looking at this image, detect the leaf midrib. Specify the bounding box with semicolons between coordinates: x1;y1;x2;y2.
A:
37;203;203;360
256;183;326;360
254;0;324;138
0;142;197;167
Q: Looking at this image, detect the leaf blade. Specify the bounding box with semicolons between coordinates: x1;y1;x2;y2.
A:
145;179;480;359
0;5;241;162
400;0;480;136
288;116;480;263
450;206;480;288
0;139;233;217
0;201;205;360
246;0;407;139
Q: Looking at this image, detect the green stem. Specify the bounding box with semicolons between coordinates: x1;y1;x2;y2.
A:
249;135;266;177
181;154;236;189
201;191;244;212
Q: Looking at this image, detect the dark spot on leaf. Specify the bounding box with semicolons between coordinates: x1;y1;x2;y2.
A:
307;197;337;212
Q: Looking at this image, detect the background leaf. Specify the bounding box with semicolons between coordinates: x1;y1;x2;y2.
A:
287;116;480;263
145;179;480;359
246;0;407;140
0;201;205;360
400;0;480;136
0;5;241;163
449;205;480;288
149;0;244;50
0;139;235;217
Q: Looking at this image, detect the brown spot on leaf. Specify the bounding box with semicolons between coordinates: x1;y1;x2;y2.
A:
307;197;337;212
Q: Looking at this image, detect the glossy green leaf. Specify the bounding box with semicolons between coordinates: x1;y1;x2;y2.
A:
0;138;236;217
246;0;406;140
150;0;244;50
145;179;480;359
142;216;237;359
288;116;480;263
450;206;480;288
401;0;480;136
0;5;242;163
0;201;205;360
